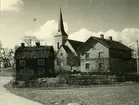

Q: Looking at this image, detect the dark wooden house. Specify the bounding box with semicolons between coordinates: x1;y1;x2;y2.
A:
15;42;55;81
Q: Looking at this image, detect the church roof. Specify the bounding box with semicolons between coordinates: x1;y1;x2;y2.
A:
63;45;73;54
68;39;84;53
55;39;84;57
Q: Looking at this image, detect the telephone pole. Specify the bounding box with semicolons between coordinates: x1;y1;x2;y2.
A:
137;40;139;74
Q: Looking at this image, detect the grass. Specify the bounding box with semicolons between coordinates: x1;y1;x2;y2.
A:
5;83;139;105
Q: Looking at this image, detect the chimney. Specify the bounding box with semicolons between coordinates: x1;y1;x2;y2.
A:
36;42;40;47
100;34;104;39
21;43;25;47
109;36;113;41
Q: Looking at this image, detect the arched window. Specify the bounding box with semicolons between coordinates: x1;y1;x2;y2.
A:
57;42;60;49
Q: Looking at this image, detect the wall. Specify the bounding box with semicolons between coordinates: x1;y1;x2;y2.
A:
109;49;132;59
54;35;63;51
80;42;109;59
16;58;55;81
80;59;109;72
80;42;109;72
56;47;68;66
56;46;80;72
54;35;68;51
110;58;137;73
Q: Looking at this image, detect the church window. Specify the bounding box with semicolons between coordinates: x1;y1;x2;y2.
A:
60;53;63;56
57;42;60;49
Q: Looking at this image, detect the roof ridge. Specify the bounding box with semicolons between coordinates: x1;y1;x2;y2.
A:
68;39;84;43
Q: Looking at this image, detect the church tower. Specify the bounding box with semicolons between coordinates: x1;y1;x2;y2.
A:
54;8;68;51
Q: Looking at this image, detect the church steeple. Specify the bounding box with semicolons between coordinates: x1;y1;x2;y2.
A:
58;8;68;36
54;7;68;51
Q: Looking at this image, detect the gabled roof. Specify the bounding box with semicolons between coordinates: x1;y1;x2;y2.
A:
63;45;73;54
68;39;84;53
78;36;133;55
55;45;75;57
15;46;54;59
93;36;133;51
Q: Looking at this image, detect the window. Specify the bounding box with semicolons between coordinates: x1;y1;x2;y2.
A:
85;63;90;69
38;59;44;65
27;69;34;75
98;52;103;58
19;60;26;66
19;69;26;75
57;42;60;49
60;53;63;56
38;69;45;75
85;53;89;59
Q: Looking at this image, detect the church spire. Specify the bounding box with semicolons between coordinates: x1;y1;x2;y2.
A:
58;8;68;36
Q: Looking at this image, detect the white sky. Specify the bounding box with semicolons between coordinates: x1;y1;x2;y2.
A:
0;0;139;48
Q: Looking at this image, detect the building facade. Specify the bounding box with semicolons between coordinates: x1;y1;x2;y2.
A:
79;35;136;73
55;8;136;74
15;42;55;81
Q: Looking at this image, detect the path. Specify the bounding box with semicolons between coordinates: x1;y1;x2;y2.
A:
0;77;42;105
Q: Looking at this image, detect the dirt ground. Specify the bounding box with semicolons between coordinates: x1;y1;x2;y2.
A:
6;83;139;105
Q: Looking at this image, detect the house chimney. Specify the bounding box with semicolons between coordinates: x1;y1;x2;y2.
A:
100;34;104;39
21;43;25;47
109;36;113;41
36;42;40;47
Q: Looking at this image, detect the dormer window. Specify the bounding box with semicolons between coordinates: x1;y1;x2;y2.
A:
38;59;44;65
85;53;89;59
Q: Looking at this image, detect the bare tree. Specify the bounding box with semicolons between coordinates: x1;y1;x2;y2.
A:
21;35;47;46
21;35;38;46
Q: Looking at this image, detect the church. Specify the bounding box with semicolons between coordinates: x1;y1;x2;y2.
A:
54;8;136;74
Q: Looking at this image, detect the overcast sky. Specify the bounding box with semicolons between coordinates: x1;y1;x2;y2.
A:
0;0;139;48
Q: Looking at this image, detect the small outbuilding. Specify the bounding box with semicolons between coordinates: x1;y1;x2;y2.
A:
15;42;55;81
